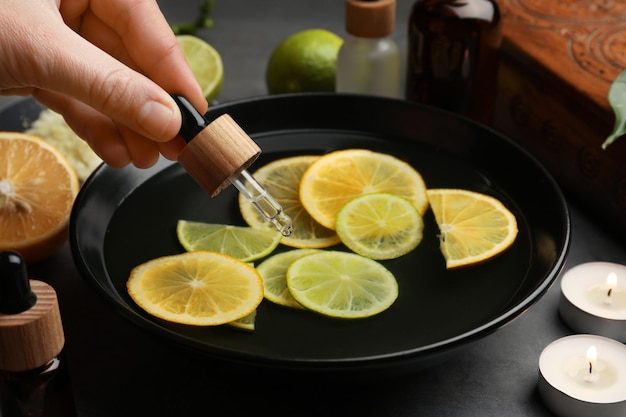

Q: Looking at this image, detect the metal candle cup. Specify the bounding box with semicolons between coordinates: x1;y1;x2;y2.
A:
559;262;626;343
538;335;626;417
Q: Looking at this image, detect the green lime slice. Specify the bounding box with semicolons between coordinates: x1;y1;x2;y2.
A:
286;251;398;319
176;35;224;101
176;220;282;262
256;249;323;308
336;193;424;260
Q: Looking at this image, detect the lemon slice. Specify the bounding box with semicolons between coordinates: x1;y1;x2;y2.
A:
127;251;263;326
299;149;429;230
176;35;224;101
336;193;424;260
426;189;518;269
239;155;340;248
256;249;323;308
176;220;282;262
286;251;398;318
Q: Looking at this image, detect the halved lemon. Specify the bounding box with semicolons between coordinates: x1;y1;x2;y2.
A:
426;189;518;269
0;132;79;263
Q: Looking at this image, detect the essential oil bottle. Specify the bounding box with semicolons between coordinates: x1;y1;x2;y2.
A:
405;0;502;125
0;251;77;417
336;0;401;98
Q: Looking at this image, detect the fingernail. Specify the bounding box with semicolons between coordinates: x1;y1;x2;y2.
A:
138;99;178;141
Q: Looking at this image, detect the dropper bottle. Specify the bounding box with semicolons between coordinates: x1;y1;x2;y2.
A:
0;251;77;417
336;0;401;98
172;95;292;237
404;0;502;125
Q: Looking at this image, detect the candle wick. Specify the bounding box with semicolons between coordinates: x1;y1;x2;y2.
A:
607;287;613;298
589;361;593;375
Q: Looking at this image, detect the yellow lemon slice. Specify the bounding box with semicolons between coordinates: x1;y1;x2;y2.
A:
426;189;518;269
299;149;428;230
127;251;263;326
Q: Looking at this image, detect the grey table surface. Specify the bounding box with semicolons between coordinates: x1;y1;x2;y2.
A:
2;1;625;416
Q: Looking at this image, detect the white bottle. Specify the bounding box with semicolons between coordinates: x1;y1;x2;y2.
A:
336;0;401;98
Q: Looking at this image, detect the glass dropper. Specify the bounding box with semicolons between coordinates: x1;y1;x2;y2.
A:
171;95;292;236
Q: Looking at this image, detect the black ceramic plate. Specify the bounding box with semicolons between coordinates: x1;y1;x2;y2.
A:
1;94;570;376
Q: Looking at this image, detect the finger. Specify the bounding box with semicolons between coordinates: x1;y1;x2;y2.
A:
64;8;139;73
33;89;132;168
157;136;187;161
38;29;183;143
116;124;161;168
88;0;207;113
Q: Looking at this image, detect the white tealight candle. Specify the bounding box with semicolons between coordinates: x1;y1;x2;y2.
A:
538;335;626;417
559;262;626;342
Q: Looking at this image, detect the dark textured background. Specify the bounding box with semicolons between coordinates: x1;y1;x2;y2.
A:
1;1;625;416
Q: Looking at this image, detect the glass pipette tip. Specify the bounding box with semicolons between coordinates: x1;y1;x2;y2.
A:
230;169;293;237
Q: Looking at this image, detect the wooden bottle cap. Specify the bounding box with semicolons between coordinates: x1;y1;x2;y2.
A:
177;114;261;197
346;0;396;38
0;280;65;372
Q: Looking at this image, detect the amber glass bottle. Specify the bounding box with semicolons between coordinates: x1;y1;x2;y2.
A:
405;0;502;125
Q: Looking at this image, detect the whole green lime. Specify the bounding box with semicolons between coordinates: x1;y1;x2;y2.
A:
265;29;343;94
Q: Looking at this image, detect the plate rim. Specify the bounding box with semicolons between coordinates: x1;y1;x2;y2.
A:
58;93;571;374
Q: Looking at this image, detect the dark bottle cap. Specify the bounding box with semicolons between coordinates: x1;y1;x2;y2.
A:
172;95;209;143
0;251;37;314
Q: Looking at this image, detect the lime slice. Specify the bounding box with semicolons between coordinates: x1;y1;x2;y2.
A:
286;251;398;318
176;35;224;101
176;220;282;262
228;309;256;331
256;249;323;308
336;193;424;260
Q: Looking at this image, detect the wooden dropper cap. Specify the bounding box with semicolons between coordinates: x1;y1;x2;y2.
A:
0;251;65;372
173;95;261;197
345;0;396;38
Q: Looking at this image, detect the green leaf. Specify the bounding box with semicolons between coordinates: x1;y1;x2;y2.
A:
602;70;626;149
170;0;214;36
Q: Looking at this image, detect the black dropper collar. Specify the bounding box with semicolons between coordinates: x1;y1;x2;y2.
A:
0;251;37;314
171;95;209;143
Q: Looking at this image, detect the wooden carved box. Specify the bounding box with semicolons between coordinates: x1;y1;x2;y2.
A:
494;0;626;239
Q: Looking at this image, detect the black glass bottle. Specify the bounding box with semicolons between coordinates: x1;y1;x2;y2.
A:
0;251;77;417
405;0;502;125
